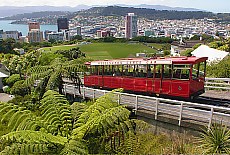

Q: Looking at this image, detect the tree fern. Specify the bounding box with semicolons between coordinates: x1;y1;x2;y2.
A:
0;102;54;133
27;66;51;74
74;89;121;129
24;69;52;87
60;139;88;155
71;89;131;140
70;102;88;122
46;69;62;91
0;130;67;154
0;143;55;155
1;130;67;144
40;90;73;137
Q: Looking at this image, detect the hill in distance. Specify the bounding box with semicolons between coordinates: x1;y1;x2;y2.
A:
0;5;91;18
76;6;214;20
3;6;229;22
0;4;204;18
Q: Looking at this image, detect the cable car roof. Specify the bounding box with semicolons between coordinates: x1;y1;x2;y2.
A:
87;56;208;66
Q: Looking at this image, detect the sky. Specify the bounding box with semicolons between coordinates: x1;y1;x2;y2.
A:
0;0;229;13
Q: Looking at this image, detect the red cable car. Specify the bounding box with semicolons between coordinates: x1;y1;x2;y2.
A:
84;56;208;99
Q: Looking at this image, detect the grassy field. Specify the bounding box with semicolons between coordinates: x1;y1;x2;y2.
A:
42;43;163;60
146;43;165;50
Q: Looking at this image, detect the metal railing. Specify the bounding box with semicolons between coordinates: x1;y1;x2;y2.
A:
63;84;230;129
205;78;230;90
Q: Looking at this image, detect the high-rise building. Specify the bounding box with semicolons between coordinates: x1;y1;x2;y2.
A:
28;29;43;43
28;22;40;31
125;13;137;39
76;26;81;36
57;18;69;32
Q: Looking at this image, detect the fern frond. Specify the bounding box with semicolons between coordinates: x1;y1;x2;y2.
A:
27;66;51;74
60;139;88;155
40;90;73;137
74;91;120;129
70;102;88;121
72;106;130;139
24;69;52;87
1;130;67;145
46;70;62;91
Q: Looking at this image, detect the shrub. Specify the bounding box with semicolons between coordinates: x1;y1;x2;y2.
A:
6;74;21;87
199;123;230;154
10;80;30;96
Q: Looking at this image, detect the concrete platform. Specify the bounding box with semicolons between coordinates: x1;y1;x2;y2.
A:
0;93;14;102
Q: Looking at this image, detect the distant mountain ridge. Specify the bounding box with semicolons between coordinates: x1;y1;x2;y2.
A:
0;4;204;18
76;6;213;20
0;5;91;17
116;4;204;11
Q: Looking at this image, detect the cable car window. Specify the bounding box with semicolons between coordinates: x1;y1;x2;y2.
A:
163;65;172;79
147;65;154;78
135;65;147;78
192;64;199;80
123;65;133;77
155;65;162;78
84;65;91;76
113;65;122;76
173;65;190;80
91;66;98;75
103;65;112;76
98;66;103;75
199;62;205;78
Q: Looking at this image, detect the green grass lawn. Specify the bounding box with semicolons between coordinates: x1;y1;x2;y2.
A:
146;43;164;50
42;43;159;60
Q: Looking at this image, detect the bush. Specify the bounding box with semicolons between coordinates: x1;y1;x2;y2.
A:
6;74;21;87
8;94;39;111
199;123;230;154
10;80;30;96
2;86;10;94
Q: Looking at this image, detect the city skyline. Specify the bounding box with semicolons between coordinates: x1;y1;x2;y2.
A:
0;0;229;13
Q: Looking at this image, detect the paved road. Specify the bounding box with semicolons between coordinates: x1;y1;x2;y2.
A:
0;93;14;102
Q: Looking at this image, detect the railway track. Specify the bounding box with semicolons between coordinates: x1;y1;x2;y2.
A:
196;96;230;108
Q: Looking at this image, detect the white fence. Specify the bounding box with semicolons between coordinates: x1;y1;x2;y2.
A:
63;84;230;129
205;78;230;90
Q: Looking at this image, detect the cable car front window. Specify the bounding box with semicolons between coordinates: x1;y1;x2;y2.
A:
199;62;205;78
91;66;98;75
173;65;190;80
192;64;199;80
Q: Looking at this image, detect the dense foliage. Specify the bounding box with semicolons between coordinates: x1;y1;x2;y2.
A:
54;47;86;60
132;36;174;44
6;74;21;87
0;89;143;154
207;57;230;78
199;123;230;154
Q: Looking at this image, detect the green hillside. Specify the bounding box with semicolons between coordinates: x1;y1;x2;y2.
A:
42;43;160;60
